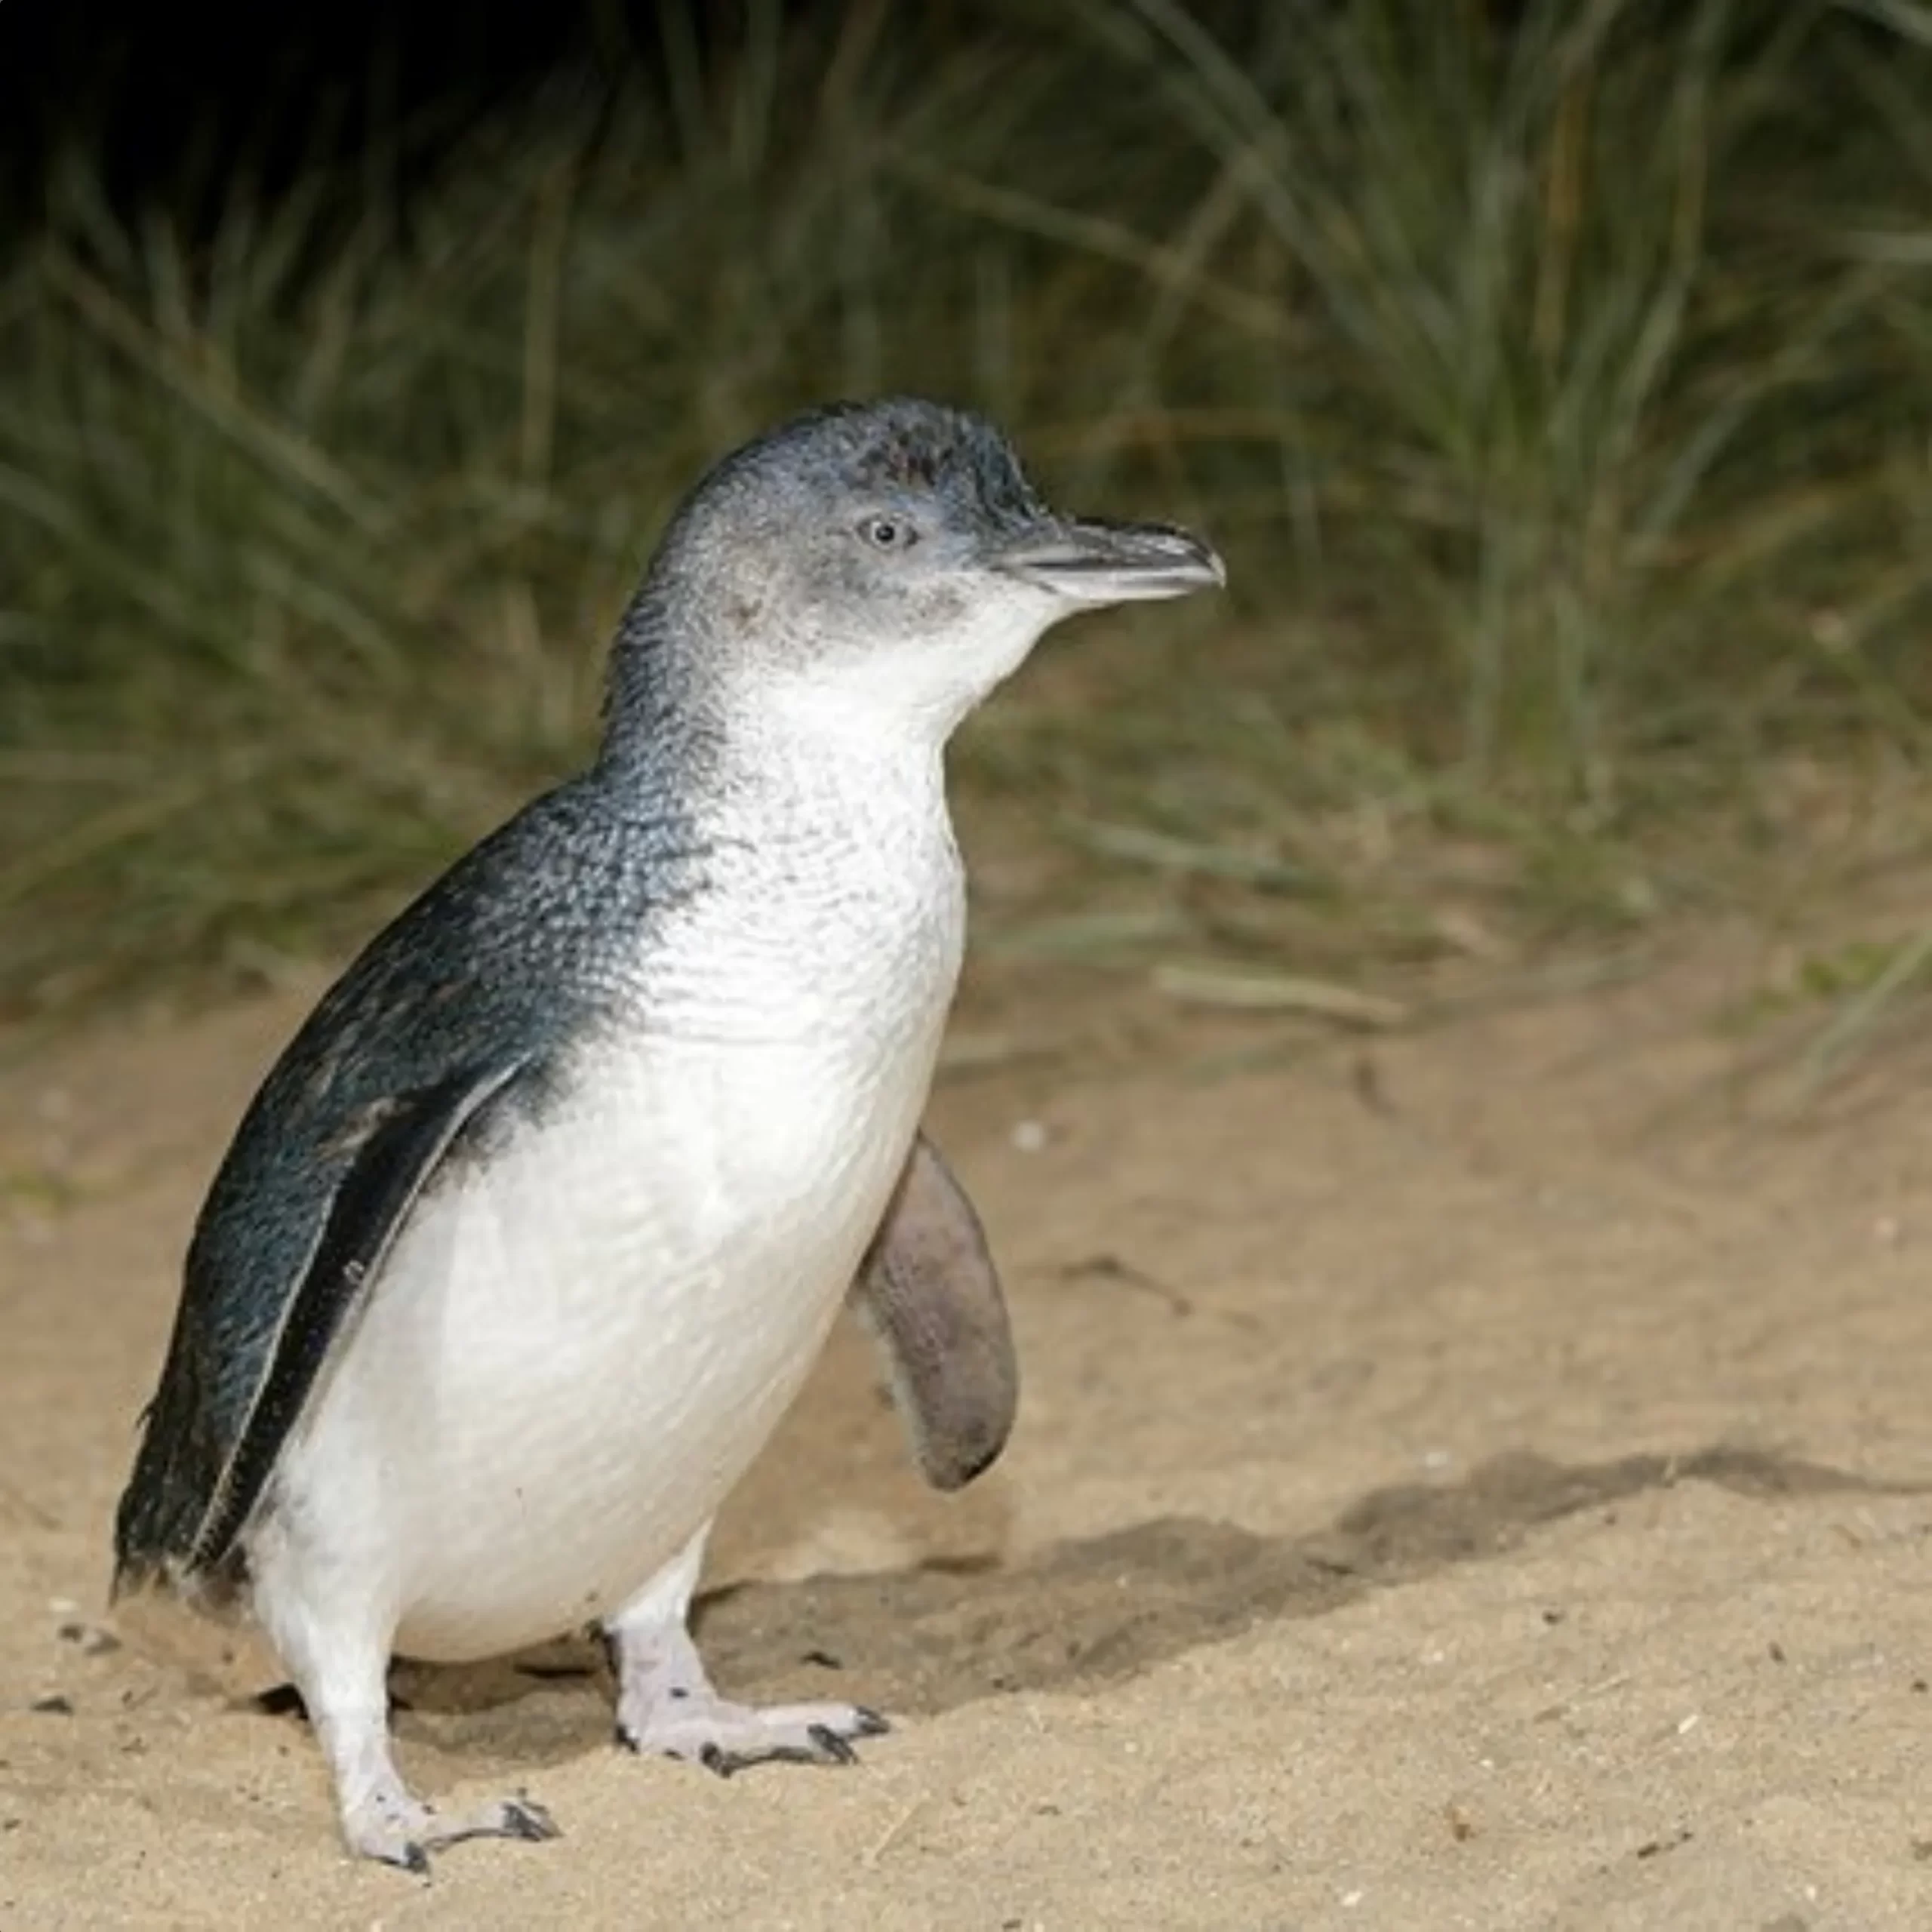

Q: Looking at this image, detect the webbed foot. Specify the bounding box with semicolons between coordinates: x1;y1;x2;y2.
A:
345;1787;559;1873
605;1523;893;1781
618;1696;889;1776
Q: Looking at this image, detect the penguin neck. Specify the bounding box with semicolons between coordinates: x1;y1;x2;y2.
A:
590;594;966;1038
593;587;955;853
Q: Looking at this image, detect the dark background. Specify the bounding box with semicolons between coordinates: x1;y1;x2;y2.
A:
3;1;1521;238
1;2;1038;232
5;2;648;229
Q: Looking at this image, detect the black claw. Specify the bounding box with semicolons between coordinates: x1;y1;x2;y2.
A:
502;1799;559;1842
384;1841;431;1878
419;1797;564;1854
614;1722;640;1754
852;1706;892;1737
706;1743;824;1775
675;1728;880;1778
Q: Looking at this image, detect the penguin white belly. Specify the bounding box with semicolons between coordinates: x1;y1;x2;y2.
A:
268;1021;941;1663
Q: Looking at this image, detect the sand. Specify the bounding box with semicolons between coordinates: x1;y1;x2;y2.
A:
4;930;1932;1930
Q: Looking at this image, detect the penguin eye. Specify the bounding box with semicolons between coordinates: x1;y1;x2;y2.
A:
859;514;918;552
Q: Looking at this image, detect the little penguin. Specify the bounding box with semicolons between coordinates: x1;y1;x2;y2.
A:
111;395;1224;1870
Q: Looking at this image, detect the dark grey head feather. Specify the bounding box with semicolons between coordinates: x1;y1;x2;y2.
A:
598;396;1053;756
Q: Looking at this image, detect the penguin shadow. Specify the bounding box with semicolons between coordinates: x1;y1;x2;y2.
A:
264;1444;1925;1773
689;1446;1927;1719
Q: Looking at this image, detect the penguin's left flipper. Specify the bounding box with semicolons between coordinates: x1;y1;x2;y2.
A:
180;1057;532;1578
851;1132;1017;1491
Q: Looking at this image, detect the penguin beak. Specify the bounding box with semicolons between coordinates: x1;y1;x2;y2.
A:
991;518;1226;605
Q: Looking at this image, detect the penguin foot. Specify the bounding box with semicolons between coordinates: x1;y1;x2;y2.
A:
343;1789;559;1874
617;1697;890;1776
605;1526;893;1778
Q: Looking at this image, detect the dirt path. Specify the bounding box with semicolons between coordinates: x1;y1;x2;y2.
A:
4;930;1932;1929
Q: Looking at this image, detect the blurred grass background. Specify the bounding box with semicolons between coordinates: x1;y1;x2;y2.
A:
6;0;1932;1049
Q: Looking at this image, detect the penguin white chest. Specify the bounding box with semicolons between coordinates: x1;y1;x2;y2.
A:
276;987;952;1663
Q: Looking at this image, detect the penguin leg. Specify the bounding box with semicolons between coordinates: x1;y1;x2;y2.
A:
250;1524;558;1870
605;1521;889;1775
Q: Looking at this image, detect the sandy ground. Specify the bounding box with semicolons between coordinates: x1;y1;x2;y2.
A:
5;927;1932;1930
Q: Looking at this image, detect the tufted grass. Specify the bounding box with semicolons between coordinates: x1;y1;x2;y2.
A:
5;0;1932;1057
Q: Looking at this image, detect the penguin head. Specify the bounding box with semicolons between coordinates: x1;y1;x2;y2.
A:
623;397;1224;740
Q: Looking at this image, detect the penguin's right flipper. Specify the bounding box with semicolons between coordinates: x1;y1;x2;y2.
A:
851;1132;1017;1491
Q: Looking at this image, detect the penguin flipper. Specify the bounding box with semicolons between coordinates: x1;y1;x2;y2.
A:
851;1132;1017;1491
116;1057;529;1594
